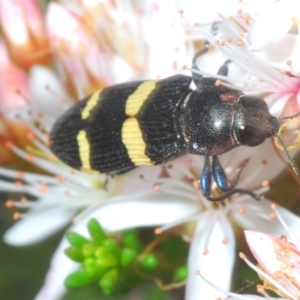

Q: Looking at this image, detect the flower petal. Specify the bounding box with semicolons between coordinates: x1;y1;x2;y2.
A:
245;231;280;273
185;212;235;300
248;0;299;51
76;188;199;232
233;198;300;241
256;34;300;73
4;208;75;246
35;223;88;300
29;65;72;118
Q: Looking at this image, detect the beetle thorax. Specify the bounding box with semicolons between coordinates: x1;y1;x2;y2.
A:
181;90;240;156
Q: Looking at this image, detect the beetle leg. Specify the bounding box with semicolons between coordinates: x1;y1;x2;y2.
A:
212;155;249;191
207;188;262;202
206;155;262;202
200;155;212;198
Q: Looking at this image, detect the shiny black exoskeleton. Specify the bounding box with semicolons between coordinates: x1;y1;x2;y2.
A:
181;76;279;201
50;21;298;202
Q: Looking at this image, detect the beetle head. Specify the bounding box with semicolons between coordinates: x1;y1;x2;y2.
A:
233;95;280;146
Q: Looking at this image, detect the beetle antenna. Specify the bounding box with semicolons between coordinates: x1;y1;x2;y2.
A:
276;111;300;120
191;22;219;87
274;134;300;176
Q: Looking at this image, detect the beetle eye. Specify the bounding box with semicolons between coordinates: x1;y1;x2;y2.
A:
238;125;265;146
239;96;268;111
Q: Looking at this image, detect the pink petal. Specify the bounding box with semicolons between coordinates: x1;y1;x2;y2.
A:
245;231;281;273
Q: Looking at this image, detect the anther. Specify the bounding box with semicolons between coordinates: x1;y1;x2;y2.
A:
202;250;209;255
5;200;14;208
261;180;269;187
257;286;265;294
269;213;276;219
154;185;160;191
5;141;13;149
215;79;222;86
16;171;24;179
26;131;35;140
13;212;21;220
155;228;162;235
238;207;245;214
271;203;277;210
178;9;184;16
222;238;228;244
286;60;292;66
26;154;34;162
20;197;27;203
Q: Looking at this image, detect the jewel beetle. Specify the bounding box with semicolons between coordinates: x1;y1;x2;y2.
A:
49;49;299;202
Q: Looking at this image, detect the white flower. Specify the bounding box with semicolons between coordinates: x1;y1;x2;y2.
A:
36;138;300;300
246;0;300;52
2;65;163;246
35;6;300;299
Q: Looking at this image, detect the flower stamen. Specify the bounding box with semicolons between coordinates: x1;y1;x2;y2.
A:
239;252;297;300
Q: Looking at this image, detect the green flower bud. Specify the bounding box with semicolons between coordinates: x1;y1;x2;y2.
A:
139;253;158;271
173;265;188;281
64;247;84;262
102;238;120;256
87;219;106;245
96;253;118;268
66;232;89;248
95;246;108;258
82;243;98;257
120;248;137;267
65;270;96;288
99;268;119;290
83;257;95;268
102;288;114;296
122;228;141;251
